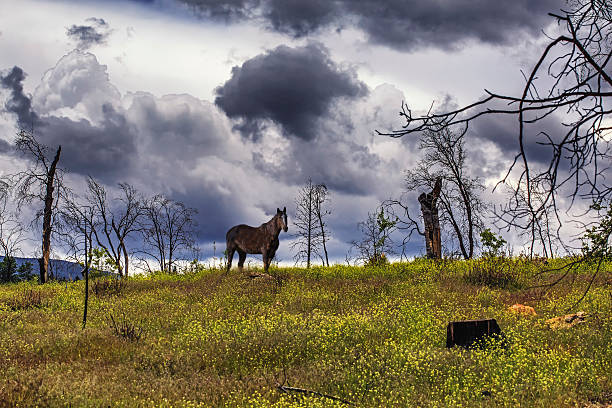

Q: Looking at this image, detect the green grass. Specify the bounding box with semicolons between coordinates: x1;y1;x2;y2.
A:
0;259;610;407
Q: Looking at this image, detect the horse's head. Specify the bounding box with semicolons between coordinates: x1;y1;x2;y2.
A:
277;207;288;232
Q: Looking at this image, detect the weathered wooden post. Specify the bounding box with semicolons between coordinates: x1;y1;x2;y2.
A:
418;177;442;259
446;319;503;348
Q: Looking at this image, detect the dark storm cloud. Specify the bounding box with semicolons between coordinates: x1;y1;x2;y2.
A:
170;186;248;243
126;93;229;161
175;0;564;50
1;65;135;181
173;0;258;21
215;43;367;140
470;112;563;167
252;136;381;195
66;17;111;50
0;66;39;128
262;0;338;37
39;106;136;181
345;0;563;51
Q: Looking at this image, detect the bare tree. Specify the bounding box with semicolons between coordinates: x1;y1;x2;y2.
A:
139;195;197;273
394;128;485;259
351;208;396;265
378;1;611;257
58;196;94;328
0;180;24;259
11;130;63;283
291;179;331;267
85;178;143;278
495;180;563;258
314;184;331;266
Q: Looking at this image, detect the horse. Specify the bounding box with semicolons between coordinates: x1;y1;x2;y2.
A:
226;207;288;274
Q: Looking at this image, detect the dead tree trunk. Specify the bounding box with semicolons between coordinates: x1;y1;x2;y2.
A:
418;177;442;259
38;146;61;283
317;212;329;267
83;224;89;329
307;188;312;268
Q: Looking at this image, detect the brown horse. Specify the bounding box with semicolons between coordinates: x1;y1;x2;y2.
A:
226;207;288;274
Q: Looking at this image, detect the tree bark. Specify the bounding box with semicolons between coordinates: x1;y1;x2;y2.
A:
418;177;442;259
122;243;129;278
317;211;329;267
38;146;61;283
83;225;89;329
307;187;312;268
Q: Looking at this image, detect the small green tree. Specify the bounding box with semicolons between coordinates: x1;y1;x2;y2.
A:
582;202;612;262
88;247;118;278
544;201;612;307
352;208;397;266
480;228;507;257
0;256;18;283
17;261;35;281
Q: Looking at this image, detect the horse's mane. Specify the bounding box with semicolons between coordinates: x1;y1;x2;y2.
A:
261;213;279;233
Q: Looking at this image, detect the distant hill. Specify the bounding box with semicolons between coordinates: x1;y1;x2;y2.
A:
0;256;84;281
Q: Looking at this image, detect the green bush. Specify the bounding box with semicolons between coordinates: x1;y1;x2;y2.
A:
464;256;526;288
17;261;35;281
0;256;18;283
480;228;507;257
365;252;389;267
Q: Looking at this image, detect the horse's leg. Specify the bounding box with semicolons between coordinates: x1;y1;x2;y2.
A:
226;243;236;273
237;250;247;273
262;252;269;274
266;250;276;273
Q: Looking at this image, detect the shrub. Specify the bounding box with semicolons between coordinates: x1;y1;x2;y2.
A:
365;253;389;267
0;256;19;283
5;289;47;310
464;256;525;289
92;277;125;297
109;312;143;342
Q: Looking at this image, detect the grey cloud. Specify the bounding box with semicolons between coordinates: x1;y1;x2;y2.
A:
126;93;230;161
178;0;337;36
345;0;563;51
0;139;11;154
39;105;137;182
0;66;39;128
175;0;564;51
13;52;259;244
262;0;338;37
174;0;258;21
252;134;381;196
215;43;368;140
1;64;135;182
66;17;111;50
86;17;108;26
170;185;251;244
470;113;561;167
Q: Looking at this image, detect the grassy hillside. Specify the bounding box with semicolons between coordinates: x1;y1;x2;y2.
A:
0;259;610;407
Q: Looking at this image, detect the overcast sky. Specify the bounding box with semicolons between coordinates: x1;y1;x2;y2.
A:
0;0;569;264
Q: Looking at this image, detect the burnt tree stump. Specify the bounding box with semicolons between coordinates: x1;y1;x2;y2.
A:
418;177;442;259
446;319;503;348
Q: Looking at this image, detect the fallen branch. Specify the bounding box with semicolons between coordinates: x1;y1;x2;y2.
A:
248;272;274;280
277;384;354;406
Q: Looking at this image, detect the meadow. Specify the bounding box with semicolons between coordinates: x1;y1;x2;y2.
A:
0;258;610;407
